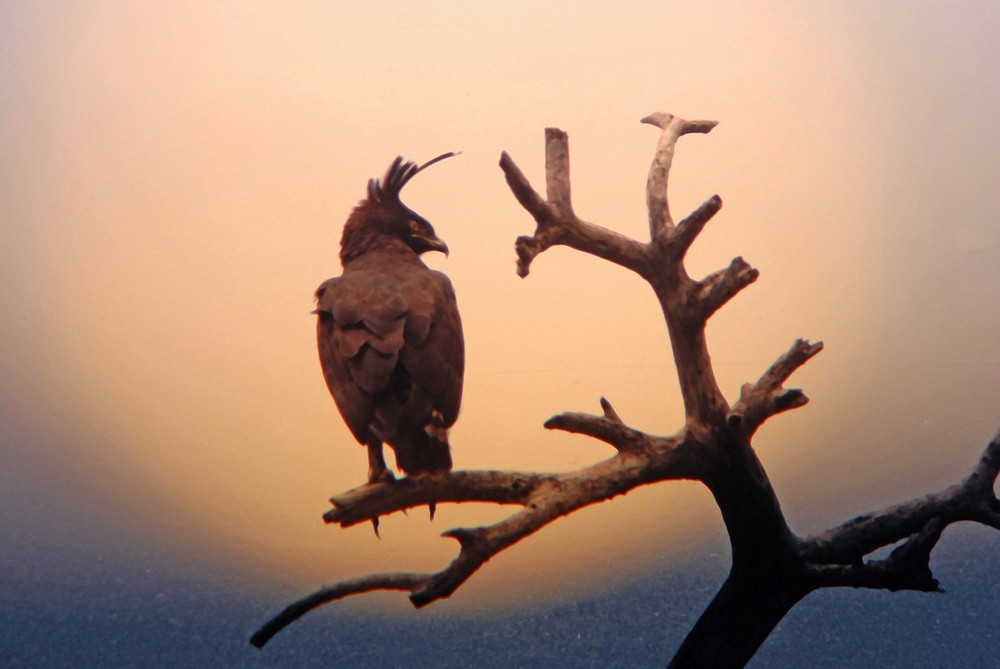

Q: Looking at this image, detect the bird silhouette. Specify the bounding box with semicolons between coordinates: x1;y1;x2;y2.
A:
314;153;463;485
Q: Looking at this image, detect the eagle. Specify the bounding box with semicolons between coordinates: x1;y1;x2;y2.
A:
314;153;463;485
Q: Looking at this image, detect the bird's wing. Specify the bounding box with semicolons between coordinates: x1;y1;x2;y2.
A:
315;264;464;446
315;272;409;443
397;269;464;427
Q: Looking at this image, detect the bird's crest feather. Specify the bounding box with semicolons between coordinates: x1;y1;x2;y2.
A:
366;152;460;205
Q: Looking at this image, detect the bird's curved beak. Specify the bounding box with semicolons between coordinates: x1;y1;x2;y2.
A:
425;236;449;256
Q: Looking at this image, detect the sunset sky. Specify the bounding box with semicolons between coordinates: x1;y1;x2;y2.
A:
2;0;999;619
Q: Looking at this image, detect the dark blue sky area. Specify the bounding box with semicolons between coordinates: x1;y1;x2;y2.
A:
4;514;998;668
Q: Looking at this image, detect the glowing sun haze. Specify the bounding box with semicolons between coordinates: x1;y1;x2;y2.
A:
2;1;998;611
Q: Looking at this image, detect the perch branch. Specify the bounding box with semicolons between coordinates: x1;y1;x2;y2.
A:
324;470;549;527
254;416;711;648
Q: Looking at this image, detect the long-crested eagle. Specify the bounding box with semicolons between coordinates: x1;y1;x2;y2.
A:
314;153;463;484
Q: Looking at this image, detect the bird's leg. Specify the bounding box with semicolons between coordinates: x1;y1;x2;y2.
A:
365;438;394;537
424;411;448;521
366;438;394;484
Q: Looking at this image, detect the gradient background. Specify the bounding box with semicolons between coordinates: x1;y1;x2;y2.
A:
3;1;999;665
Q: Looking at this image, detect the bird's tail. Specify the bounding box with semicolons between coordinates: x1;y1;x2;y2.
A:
392;423;453;476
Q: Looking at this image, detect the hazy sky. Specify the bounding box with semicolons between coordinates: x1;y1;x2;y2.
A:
2;1;999;612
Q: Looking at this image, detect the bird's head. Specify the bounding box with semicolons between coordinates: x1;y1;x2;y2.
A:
340;153;458;263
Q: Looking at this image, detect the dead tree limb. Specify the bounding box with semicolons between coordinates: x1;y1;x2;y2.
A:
253;115;1000;668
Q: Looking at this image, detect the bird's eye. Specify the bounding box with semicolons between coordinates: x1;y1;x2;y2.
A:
409;220;420;232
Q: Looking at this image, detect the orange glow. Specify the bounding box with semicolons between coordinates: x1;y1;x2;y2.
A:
3;1;999;612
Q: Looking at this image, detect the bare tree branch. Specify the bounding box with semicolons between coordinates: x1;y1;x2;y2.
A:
696;255;760;320
640;113;718;239
250;573;425;648
800;428;1000;567
728;338;824;435
544;128;573;217
501;147;649;278
323;470;549;527
667;194;723;259
600;396;624;423
254;425;711;646
254;115;999;669
543;408;660;454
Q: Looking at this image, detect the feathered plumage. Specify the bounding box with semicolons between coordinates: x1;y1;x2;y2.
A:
315;154;463;483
